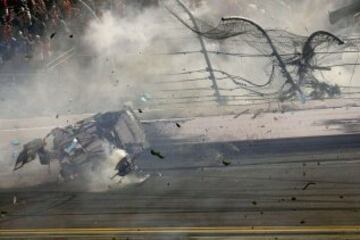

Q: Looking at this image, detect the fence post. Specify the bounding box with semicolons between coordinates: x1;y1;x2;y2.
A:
174;0;223;105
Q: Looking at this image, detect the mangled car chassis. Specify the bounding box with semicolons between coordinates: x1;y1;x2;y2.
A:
15;108;149;184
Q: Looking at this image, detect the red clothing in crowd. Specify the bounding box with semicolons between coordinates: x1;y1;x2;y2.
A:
63;0;72;19
2;23;12;42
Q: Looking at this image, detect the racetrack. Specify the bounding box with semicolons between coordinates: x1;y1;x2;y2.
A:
1;107;360;239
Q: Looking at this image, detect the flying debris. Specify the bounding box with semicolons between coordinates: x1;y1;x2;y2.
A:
0;211;8;218
222;159;231;166
150;149;165;159
50;32;57;39
302;182;316;190
14;108;149;184
166;0;360;102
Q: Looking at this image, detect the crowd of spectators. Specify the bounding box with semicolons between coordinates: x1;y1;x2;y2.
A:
0;0;203;66
0;0;165;65
0;0;83;64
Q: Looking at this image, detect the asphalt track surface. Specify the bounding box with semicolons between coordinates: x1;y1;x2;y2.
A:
1;133;360;239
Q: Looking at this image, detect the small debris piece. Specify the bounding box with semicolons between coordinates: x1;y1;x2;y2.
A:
300;220;305;224
138;109;143;113
234;109;250;119
222;160;231;166
150;149;165;159
13;196;17;205
69;34;74;38
252;201;257;205
167;182;170;186
302;182;316;190
11;139;21;146
252;109;263;119
339;195;344;199
50;32;56;39
291;197;297;201
0;211;8;217
176;123;181;128
55;114;59;119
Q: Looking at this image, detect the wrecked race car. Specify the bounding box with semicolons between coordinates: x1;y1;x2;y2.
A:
14;107;150;185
